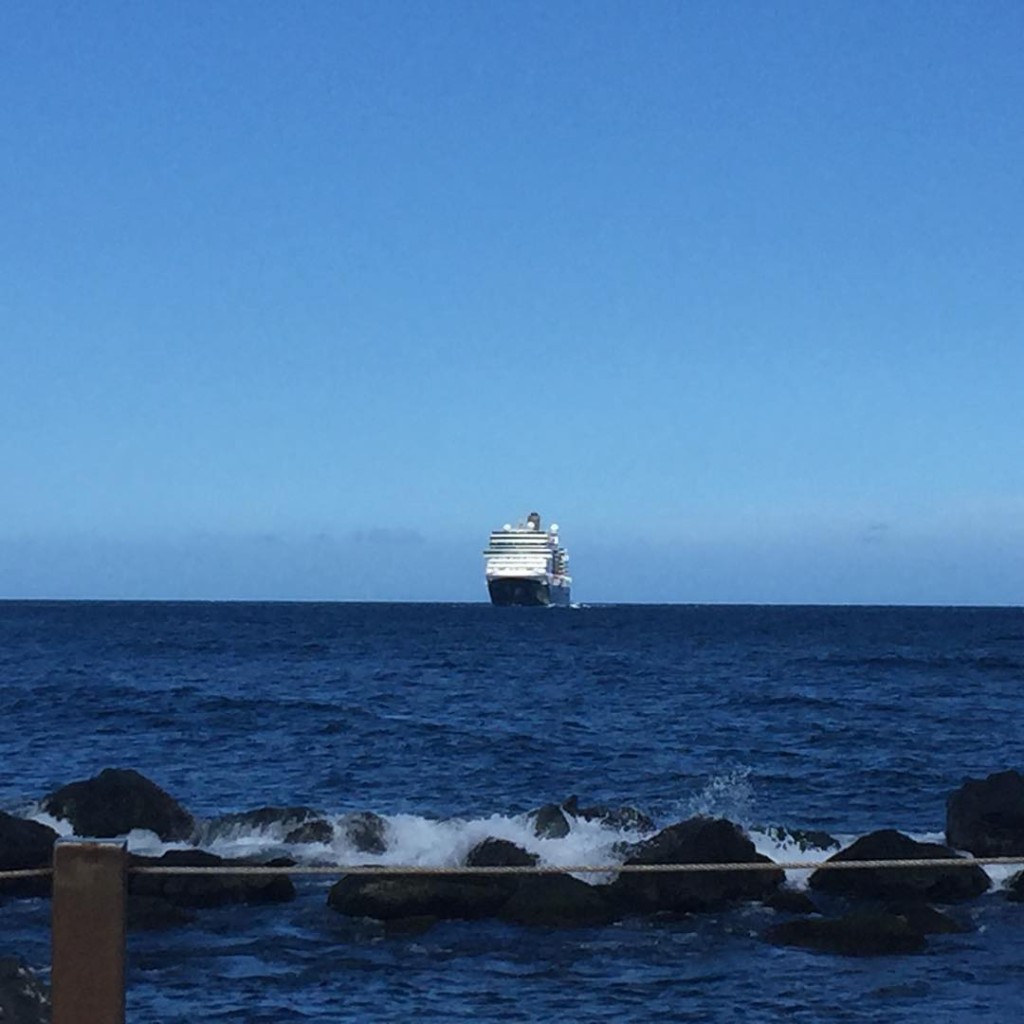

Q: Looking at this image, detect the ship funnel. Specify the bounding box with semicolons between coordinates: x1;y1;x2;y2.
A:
527;511;541;531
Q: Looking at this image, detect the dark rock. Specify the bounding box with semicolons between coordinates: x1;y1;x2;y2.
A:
1004;869;1024;902
197;806;324;844
542;796;655;835
808;830;989;903
764;887;819;914
127;894;198;930
130;849;295;907
757;825;839;853
382;915;438;936
531;803;570;839
339;811;388;854
607;816;784;915
327;873;509;921
0;957;49;1024
466;838;538;869
285;820;335;845
573;801;657;834
42;768;194;842
885;902;968;934
499;874;618;928
0;812;57;898
465;838;540;896
764;910;927;956
946;769;1024;856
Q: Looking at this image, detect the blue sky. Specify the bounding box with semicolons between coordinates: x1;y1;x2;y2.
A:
2;1;1022;603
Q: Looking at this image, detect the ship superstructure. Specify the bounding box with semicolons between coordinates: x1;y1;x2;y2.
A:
483;512;571;606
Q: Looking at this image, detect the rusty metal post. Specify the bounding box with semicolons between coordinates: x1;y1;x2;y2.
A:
51;839;127;1024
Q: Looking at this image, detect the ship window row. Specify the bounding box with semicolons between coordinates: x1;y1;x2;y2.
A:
485;541;553;547
487;536;553;542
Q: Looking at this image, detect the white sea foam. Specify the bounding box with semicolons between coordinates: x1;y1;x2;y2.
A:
158;808;639;885
26;809;74;837
338;811;634;882
25;796;1022;892
747;828;851;889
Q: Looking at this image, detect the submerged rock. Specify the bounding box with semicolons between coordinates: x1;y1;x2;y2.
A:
0;812;57;898
808;830;989;903
946;769;1024;856
607;816;783;915
42;768;194;842
129;849;295;907
127;894;199;931
382;915;439;936
885;902;968;934
764;887;819;915
764;910;927;956
0;957;49;1024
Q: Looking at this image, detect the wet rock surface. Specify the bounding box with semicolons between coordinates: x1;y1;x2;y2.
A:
42;768;194;842
764;887;818;915
0;814;57;899
946;769;1024;857
608;817;784;915
129;849;295;907
808;829;990;903
197;806;326;844
498;874;618;928
338;811;389;854
764;910;928;956
530;803;571;839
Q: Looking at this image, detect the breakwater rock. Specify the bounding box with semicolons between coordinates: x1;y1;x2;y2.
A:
529;797;656;839
42;768;194;842
764;910;927;956
328;817;782;927
4;765;1024;955
0;813;56;899
129;849;296;908
809;829;990;903
946;769;1024;856
607;817;783;914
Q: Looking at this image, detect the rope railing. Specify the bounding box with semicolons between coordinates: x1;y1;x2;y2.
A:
4;854;1023;882
128;856;1024;876
0;866;53;879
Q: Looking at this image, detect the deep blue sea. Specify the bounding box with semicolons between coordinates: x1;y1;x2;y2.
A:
2;601;1024;1022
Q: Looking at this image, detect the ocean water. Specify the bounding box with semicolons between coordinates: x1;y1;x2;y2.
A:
2;601;1023;1021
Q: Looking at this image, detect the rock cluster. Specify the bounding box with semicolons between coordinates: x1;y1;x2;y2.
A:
1;766;1023;957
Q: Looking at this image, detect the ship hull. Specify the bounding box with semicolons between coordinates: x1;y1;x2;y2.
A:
488;577;571;607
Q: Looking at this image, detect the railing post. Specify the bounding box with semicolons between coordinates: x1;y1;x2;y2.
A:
51;839;127;1024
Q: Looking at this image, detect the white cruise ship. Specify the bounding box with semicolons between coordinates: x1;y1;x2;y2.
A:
483;512;571;606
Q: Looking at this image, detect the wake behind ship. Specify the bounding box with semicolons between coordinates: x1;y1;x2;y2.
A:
483;512;571;606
